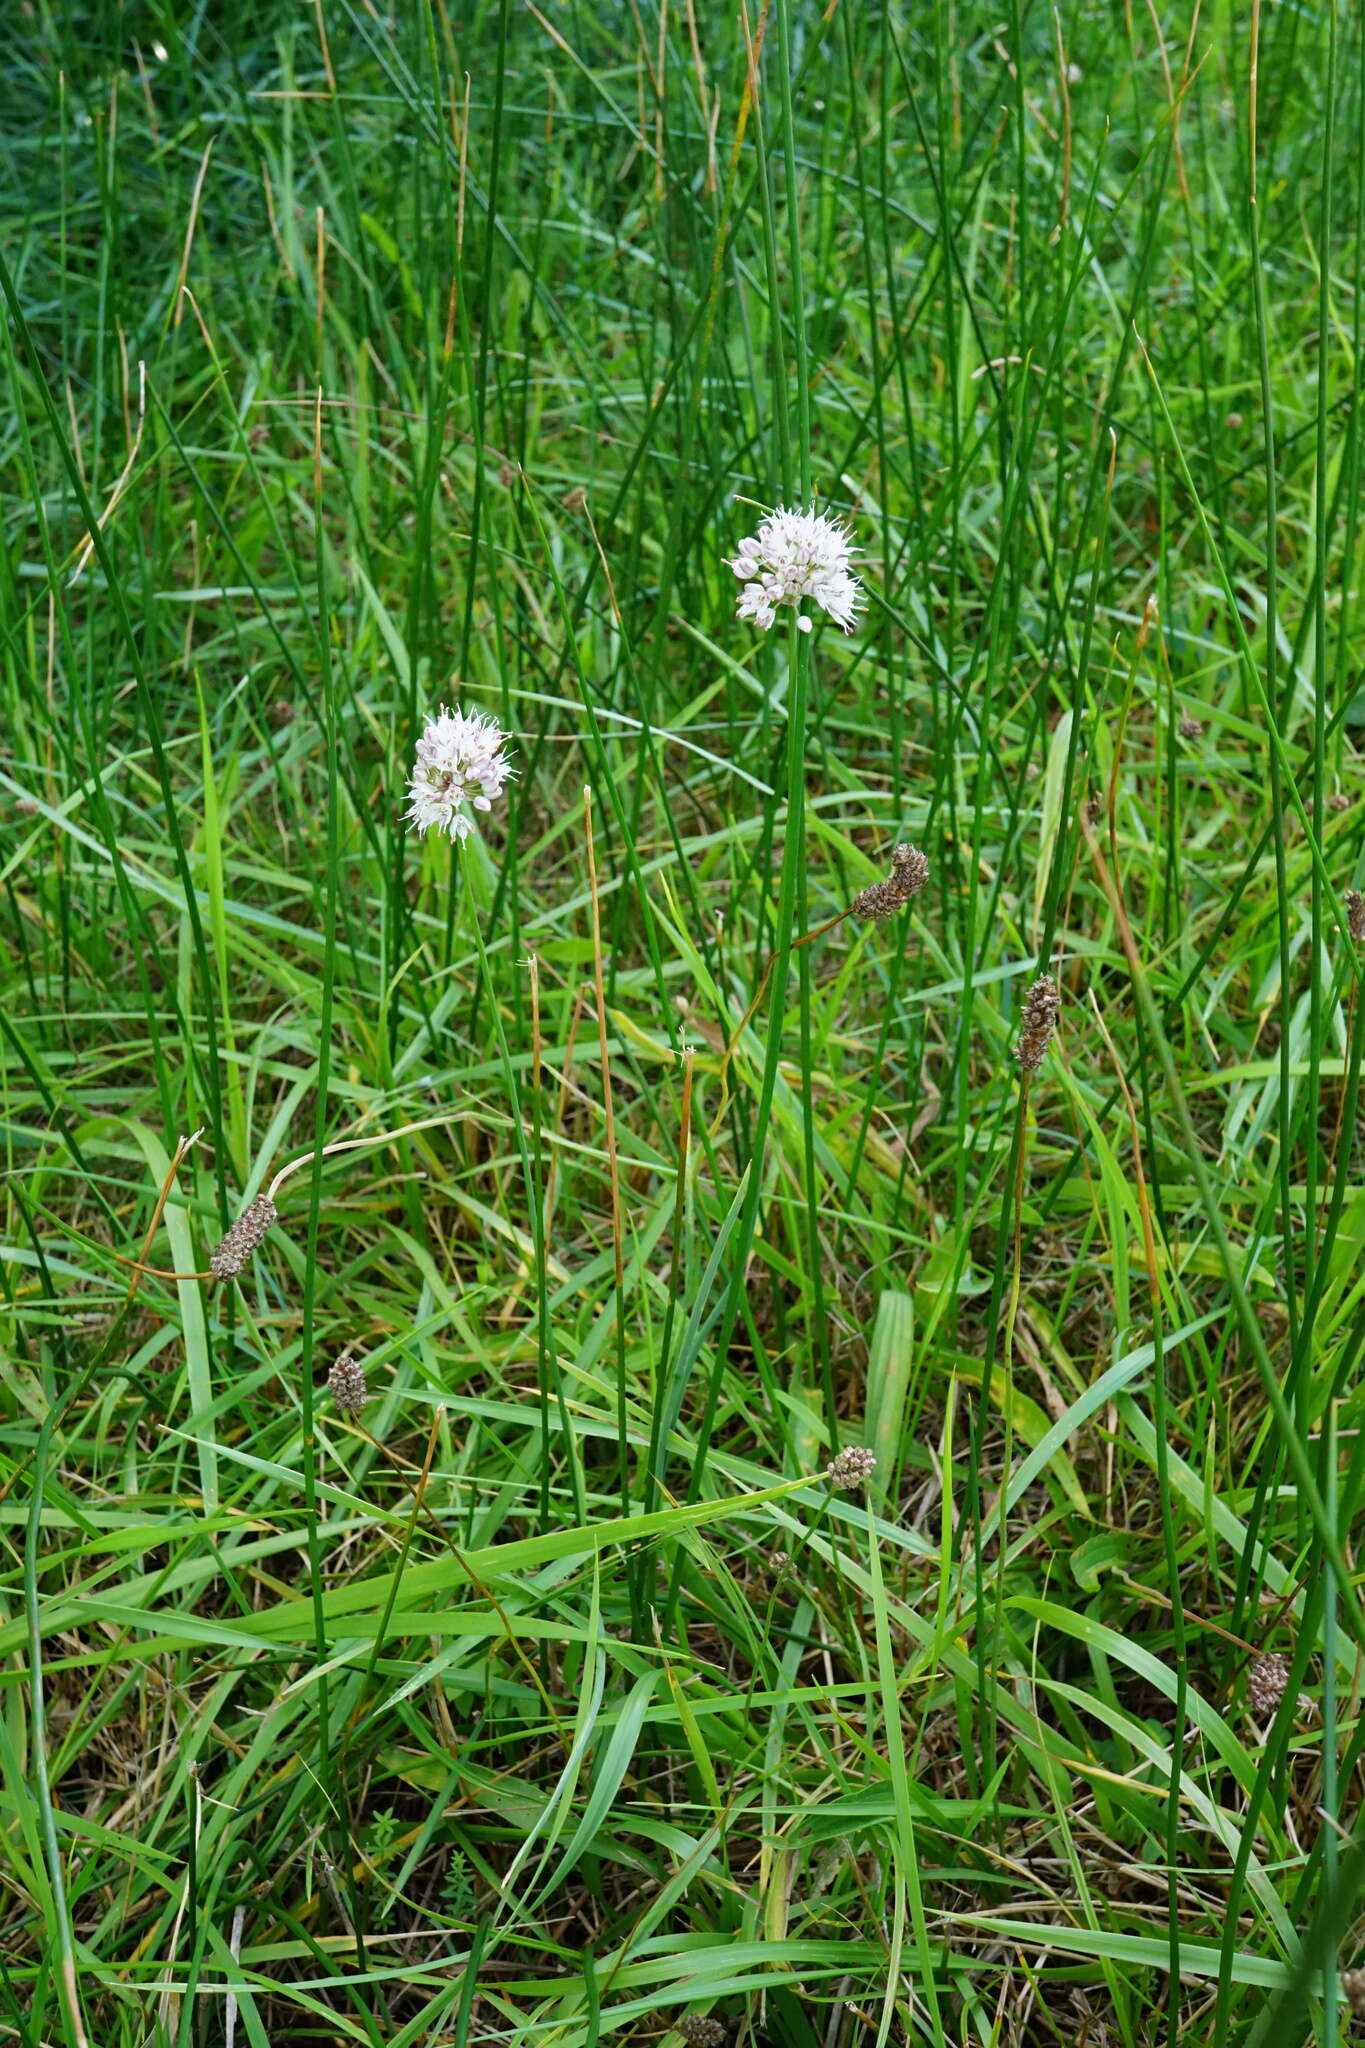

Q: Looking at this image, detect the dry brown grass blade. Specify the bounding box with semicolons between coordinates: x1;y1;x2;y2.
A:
122;1127;206;1303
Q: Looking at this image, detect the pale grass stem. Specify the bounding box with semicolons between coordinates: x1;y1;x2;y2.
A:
110;1111;472;1283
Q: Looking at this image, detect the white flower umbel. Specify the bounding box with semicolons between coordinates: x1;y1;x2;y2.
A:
405;704;515;842
727;504;863;634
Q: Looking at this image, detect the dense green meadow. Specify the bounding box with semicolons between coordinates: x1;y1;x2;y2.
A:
4;0;1365;2041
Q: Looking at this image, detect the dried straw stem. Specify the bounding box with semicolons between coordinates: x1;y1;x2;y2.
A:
265;1109;465;1202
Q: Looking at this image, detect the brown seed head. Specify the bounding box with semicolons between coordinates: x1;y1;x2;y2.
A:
676;2020;726;2048
327;1350;368;1415
1347;891;1365;944
1177;714;1204;741
209;1195;278;1281
1343;1970;1365;2018
1014;975;1060;1074
890;843;929;890
851;843;929;922
826;1445;877;1492
1247;1651;1293;1721
851;879;902;921
1328;791;1352;813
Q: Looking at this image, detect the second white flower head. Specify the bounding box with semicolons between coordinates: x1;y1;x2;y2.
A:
406;704;515;843
727;504;863;634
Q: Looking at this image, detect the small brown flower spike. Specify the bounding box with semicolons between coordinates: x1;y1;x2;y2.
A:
1247;1651;1294;1721
209;1195;278;1281
1343;1969;1365;2019
1346;890;1365;944
327;1351;368;1415
676;2019;726;2048
826;1446;877;1492
851;843;929;922
1014;975;1060;1074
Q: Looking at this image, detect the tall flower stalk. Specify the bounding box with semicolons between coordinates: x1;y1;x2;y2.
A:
685;0;831;1512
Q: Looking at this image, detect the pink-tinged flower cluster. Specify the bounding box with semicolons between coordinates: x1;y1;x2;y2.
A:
727;504;863;634
405;705;515;843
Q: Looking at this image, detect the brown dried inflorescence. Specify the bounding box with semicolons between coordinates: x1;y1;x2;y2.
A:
1343;1968;1365;2018
327;1350;368;1415
826;1445;877;1492
1014;975;1060;1074
1247;1651;1293;1720
1346;890;1365;944
209;1195;278;1281
851;843;929;922
676;2020;726;2048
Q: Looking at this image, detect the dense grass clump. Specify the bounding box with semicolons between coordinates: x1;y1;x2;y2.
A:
3;2;1365;2043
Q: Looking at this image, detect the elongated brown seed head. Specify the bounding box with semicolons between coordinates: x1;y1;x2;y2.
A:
851;880;901;921
1347;890;1365;943
209;1195;278;1281
890;842;929;883
1014;975;1060;1073
328;1350;368;1415
1343;1970;1365;2018
851;843;929;922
